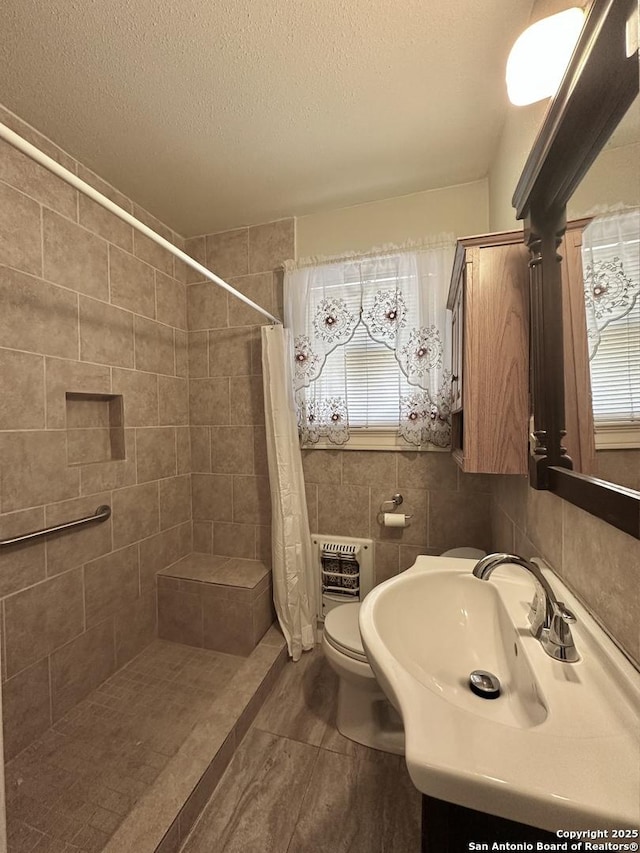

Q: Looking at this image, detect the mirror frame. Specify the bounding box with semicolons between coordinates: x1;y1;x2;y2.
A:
512;0;640;538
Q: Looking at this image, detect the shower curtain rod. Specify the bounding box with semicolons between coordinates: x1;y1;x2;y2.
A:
0;122;282;326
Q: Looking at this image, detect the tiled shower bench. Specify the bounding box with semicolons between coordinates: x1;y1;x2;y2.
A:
157;553;275;656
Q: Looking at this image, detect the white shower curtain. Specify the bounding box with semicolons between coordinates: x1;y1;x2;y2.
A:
261;324;317;660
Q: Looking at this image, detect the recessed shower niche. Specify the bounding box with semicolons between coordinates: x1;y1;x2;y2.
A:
65;391;125;465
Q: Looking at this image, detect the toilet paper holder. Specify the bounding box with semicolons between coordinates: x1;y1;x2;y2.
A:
377;494;412;526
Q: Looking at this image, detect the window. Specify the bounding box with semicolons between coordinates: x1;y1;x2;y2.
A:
582;209;640;448
284;244;454;450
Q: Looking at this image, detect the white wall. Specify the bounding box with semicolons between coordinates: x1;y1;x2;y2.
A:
296;180;490;259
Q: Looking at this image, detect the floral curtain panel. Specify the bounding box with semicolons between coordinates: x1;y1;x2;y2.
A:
284;243;455;447
582;208;640;360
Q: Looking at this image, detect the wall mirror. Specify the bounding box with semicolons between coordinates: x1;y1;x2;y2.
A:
512;0;640;538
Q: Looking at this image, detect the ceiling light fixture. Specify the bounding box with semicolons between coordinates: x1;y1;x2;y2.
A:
506;7;586;106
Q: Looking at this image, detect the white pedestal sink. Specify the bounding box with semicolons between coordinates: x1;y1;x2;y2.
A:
359;555;640;832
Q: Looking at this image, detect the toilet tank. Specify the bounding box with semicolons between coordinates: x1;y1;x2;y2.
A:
311;534;374;620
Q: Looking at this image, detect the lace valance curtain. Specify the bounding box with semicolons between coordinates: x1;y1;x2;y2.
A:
284;243;455;447
582;208;640;359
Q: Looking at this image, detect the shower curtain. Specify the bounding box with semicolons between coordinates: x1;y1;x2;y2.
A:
261;324;317;660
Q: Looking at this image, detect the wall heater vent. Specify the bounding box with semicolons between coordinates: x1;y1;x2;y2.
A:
311;534;374;620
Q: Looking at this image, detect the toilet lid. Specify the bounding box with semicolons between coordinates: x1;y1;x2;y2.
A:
324;603;366;660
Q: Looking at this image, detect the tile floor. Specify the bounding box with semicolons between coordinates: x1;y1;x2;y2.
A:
180;646;422;853
5;640;244;853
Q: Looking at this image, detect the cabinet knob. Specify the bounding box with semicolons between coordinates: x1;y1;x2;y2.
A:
451;375;459;382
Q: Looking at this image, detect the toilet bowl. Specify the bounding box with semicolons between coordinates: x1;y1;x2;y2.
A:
322;547;486;754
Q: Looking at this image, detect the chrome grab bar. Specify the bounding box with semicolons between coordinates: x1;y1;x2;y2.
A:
0;505;111;548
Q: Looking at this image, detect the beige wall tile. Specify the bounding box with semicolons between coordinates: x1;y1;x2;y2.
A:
230;376;264;425
342;451;397;488
227;273;274;327
0;180;42;275
202;592;254;656
428;491;492;553
561;502;640;665
250;329;264;375
45;357;111;429
78;194;133;252
0;431;80;512
133;231;173;276
373;541;400;585
43;209;109;299
191;427;211;472
302;450;342;485
211;426;254;475
458;470;495;494
208;327;254;377
80;295;134;368
2;657;51;760
253;427;268;477
135;315;175;375
0;136;77;219
371;486;428;547
160;475;192;529
45;492;113;577
136;427;177;483
0;267;78;358
184;235;206;283
206;228;249;279
493;474;528;531
525;488;563;570
156;271;187;330
132;204;174;242
67;427;113;464
0;349;45;430
0;105;76;170
397;452;458;491
193;521;213;554
139;526;183;593
175;329;188;378
233;476;271;526
188;331;209;378
399;544;440;571
112;481;160;548
192;473;233;522
248;219;294;273
189;378;230;425
317;484;370;539
187;282;228;330
84;544;140;626
50;618;116;720
213;522;256;559
112;368;159;427
77;164;133;211
595;450;640;492
158;587;203;646
4;567;84;677
66;395;111;428
0;507;47;597
114;590;156;668
159;376;189;426
305;484;318;534
490;500;515;554
256;524;272;566
80;428;137;494
176;426;191;474
109;245;156;318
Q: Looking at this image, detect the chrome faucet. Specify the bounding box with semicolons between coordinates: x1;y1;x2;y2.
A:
472;553;579;663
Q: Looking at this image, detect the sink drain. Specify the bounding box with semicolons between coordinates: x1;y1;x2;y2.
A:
469;670;501;699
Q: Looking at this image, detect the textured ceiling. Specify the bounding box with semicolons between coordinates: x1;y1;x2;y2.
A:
1;0;534;236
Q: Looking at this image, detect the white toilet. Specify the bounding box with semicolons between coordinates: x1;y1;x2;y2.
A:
321;547;486;754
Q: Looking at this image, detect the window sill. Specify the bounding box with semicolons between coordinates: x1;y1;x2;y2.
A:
301;428;451;452
594;423;640;450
